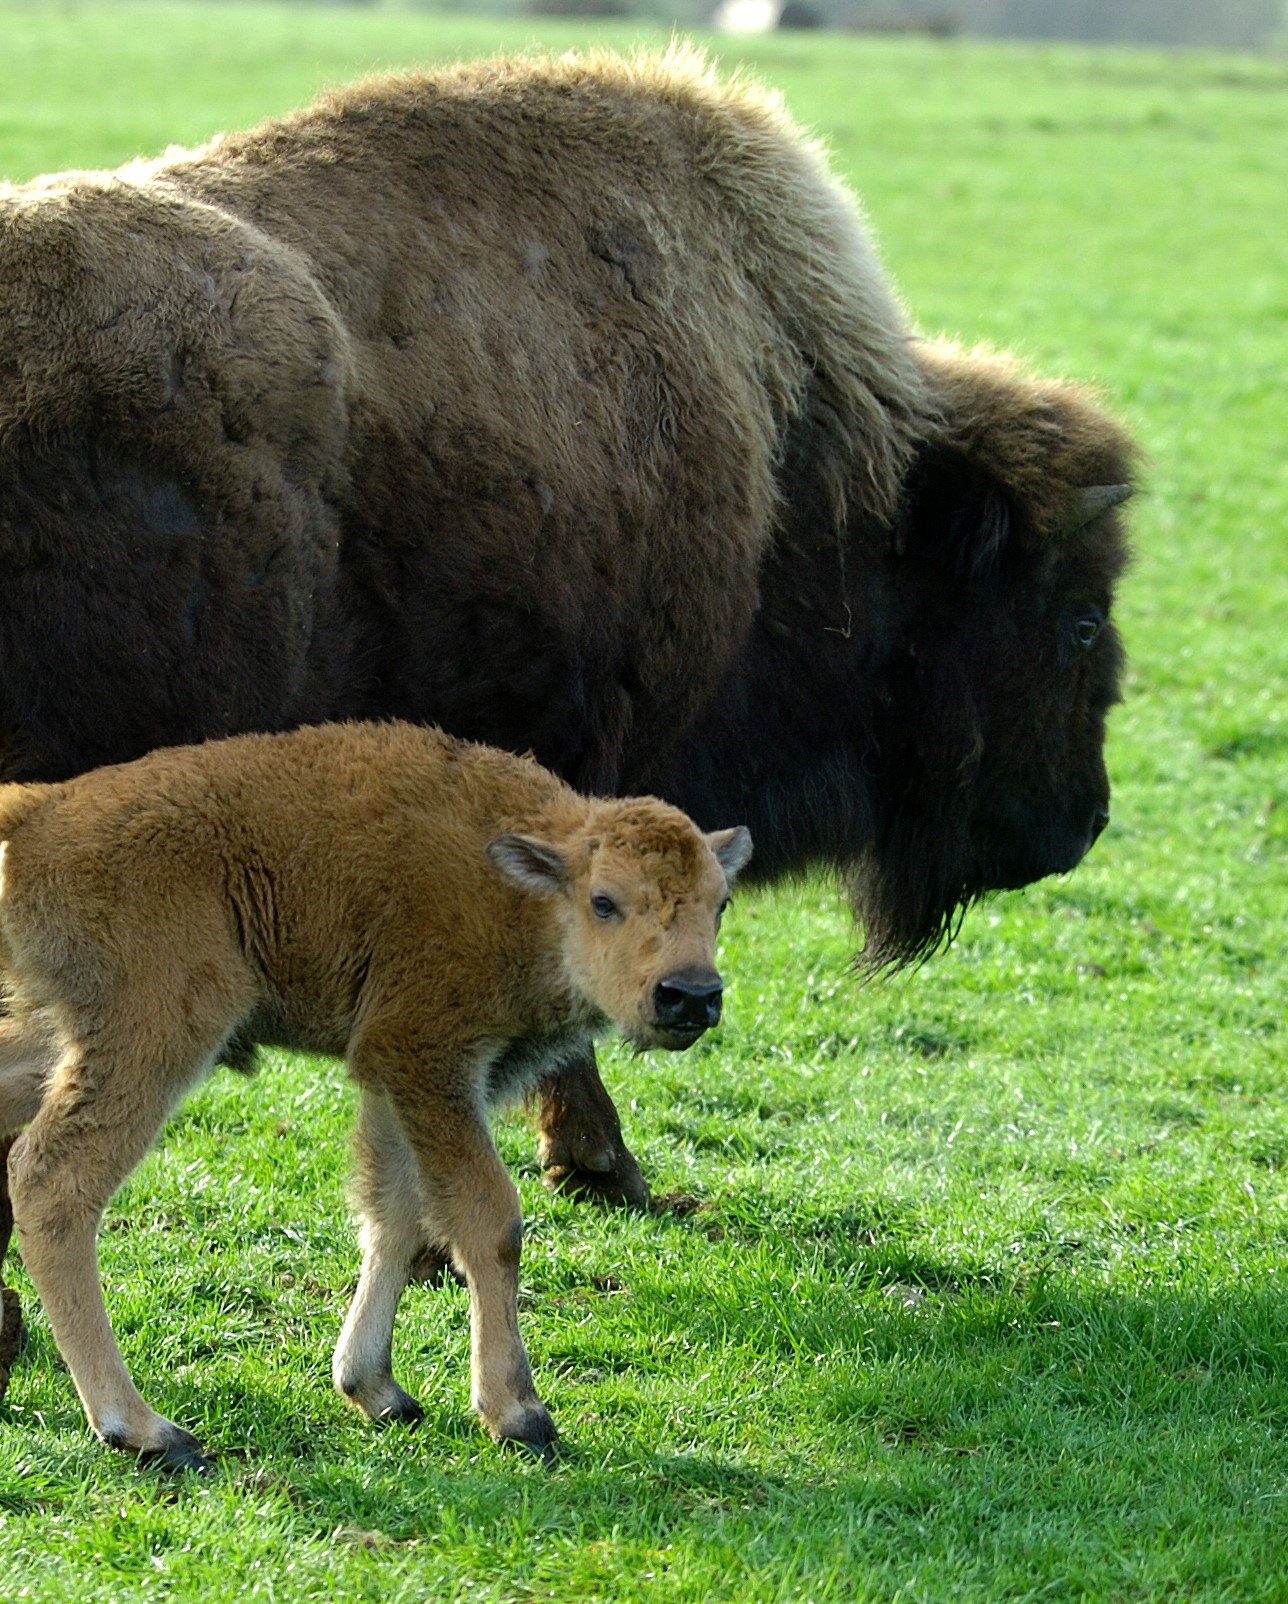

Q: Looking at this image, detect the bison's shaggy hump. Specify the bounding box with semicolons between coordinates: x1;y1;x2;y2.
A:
0;47;932;788
202;45;931;522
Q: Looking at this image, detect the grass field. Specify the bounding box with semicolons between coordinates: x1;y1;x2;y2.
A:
1;4;1287;1599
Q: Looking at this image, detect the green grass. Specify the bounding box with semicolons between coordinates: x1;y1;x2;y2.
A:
2;5;1287;1599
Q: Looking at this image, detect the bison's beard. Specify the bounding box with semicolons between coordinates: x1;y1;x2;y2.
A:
848;785;1102;972
847;835;978;975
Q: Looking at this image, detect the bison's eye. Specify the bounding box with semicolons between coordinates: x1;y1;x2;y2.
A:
591;893;620;921
1073;611;1103;650
716;896;732;929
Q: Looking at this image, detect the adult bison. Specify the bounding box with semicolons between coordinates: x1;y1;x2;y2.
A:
0;47;1133;1213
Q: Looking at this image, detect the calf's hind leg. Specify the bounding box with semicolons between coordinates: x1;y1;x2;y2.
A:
0;1012;62;1139
10;1030;222;1471
0;1136;24;1401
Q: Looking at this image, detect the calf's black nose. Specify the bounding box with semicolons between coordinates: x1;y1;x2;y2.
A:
653;971;723;1033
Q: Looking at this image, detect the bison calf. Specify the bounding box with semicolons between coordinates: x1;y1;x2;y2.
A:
0;720;750;1470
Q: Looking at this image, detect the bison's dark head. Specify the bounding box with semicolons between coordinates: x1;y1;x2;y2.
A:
852;343;1135;971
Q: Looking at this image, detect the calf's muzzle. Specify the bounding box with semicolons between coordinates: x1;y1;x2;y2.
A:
652;968;724;1039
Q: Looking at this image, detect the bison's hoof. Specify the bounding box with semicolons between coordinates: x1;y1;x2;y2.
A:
338;1373;425;1425
498;1405;559;1465
541;1152;651;1211
375;1391;425;1427
135;1429;213;1476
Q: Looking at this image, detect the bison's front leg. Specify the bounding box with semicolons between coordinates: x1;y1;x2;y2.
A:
535;1046;650;1209
10;1073;211;1472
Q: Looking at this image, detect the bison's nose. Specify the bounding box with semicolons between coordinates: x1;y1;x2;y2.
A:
653;970;723;1036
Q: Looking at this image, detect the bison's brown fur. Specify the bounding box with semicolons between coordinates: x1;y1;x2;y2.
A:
0;721;750;1467
0;48;1135;1211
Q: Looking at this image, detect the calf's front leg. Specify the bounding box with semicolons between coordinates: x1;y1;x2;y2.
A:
332;1086;441;1425
352;1054;555;1458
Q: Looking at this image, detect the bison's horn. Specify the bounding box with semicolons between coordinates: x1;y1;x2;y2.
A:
1066;483;1133;533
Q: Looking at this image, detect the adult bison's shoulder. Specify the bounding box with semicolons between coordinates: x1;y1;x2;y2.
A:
178;48;948;789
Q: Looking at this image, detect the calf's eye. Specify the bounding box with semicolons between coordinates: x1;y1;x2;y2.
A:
591;893;619;921
1073;613;1102;650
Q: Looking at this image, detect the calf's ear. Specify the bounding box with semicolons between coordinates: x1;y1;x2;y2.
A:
706;826;753;884
486;834;569;895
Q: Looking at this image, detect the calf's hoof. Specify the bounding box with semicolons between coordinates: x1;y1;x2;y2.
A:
374;1391;425;1427
138;1439;214;1476
492;1401;559;1465
337;1370;425;1427
107;1425;213;1475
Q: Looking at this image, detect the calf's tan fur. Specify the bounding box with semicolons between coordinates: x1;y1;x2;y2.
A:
0;721;749;1469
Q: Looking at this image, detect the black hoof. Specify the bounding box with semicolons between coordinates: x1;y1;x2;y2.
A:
375;1393;425;1427
499;1407;559;1465
135;1430;213;1475
500;1435;560;1467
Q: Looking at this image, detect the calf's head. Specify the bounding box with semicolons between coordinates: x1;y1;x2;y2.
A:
487;801;752;1050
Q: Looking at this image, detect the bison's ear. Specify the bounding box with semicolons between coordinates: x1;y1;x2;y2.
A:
486;834;569;896
706;826;753;885
899;448;1015;580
